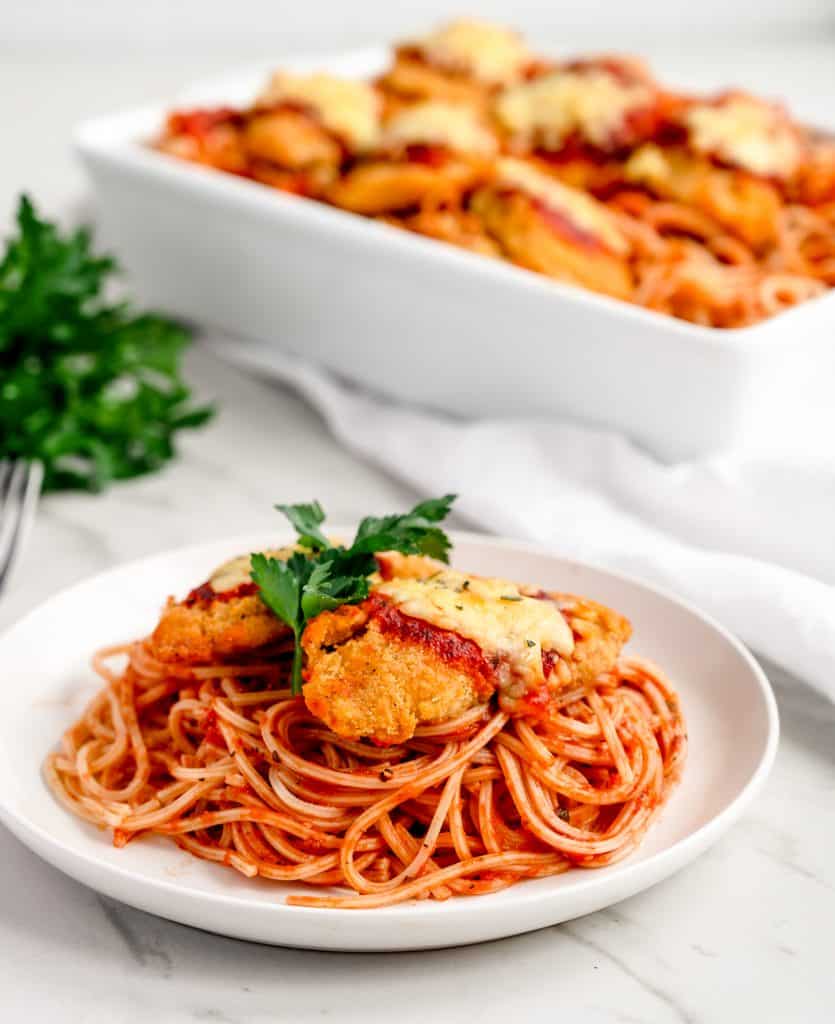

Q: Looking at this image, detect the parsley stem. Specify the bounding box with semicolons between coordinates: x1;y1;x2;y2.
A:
290;636;304;696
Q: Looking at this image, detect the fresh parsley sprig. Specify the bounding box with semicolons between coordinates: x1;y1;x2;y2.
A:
250;495;456;694
0;196;213;491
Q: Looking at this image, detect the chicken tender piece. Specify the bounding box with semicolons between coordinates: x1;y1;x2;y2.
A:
624;144;782;250
378;55;489;109
330;99;497;215
243;109;342;171
326;155;489;215
303;554;632;743
472;188;633;298
148;549;295;663
471;158;633;300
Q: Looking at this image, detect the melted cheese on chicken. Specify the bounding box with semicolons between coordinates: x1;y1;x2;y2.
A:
374;567;574;688
496;157;629;255
494;69;652;150
411;18;532;85
384;101;497;155
209;547;297;592
684;95;801;179
257;73;380;151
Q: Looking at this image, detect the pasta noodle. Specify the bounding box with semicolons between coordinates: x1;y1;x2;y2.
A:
46;642;686;908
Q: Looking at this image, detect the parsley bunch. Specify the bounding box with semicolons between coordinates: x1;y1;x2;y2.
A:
251;496;456;694
0;196;213;491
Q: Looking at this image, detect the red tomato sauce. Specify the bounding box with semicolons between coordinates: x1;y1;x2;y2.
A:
183;581;259;606
368;595;496;698
167;106;241;138
203;708;226;748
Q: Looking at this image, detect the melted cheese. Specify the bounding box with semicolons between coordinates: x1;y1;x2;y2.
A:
684;96;801;179
411;18;532;85
496;157;629;255
624;142;672;189
209;546;297;592
494;69;652;151
383;101;497;155
257;72;380;151
374;567;574;687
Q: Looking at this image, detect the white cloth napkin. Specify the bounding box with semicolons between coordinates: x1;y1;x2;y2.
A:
208;338;835;702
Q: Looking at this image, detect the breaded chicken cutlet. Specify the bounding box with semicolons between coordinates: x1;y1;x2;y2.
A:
149;548;630;745
149;549;295;663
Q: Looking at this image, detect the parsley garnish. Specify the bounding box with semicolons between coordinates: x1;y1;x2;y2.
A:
0;196;213;491
251;495;456;694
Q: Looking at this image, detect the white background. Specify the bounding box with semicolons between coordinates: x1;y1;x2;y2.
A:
5;0;833;49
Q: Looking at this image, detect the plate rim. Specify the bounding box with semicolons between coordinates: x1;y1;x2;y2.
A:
0;530;779;933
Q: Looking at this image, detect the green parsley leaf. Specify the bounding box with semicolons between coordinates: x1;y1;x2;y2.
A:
275;501;329;551
250;553;303;631
351;492;457;562
406;494;457;522
254;495;456;694
300;561;371;620
250;553;308;694
0;195;212;492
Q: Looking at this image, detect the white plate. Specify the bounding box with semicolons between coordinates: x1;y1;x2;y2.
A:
0;532;777;951
75;49;835;460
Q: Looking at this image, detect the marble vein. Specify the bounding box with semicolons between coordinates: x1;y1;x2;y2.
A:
560;923;698;1024
95;896;174;976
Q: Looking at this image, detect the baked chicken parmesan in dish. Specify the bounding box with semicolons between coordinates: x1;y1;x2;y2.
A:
155;17;835;327
46;497;686;908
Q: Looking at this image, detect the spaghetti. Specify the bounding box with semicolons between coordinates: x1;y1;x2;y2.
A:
45;641;686;908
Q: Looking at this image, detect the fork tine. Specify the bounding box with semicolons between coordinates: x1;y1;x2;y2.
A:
0;460;13;505
0;460;24;558
0;460;43;597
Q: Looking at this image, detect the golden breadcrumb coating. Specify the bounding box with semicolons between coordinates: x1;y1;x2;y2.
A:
149;587;289;664
302;599;492;745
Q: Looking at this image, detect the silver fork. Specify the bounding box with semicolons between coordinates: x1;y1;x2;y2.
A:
0;460;44;597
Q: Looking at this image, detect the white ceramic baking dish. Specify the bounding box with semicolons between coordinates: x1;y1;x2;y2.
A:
75;48;835;460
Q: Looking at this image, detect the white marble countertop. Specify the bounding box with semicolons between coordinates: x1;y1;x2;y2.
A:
3;30;835;1024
